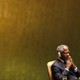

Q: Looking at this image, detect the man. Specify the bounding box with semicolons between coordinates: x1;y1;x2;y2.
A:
51;44;80;80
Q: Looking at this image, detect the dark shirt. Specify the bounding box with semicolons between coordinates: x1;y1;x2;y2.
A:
51;58;80;80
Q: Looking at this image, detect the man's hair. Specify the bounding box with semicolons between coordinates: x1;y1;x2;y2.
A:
56;44;68;53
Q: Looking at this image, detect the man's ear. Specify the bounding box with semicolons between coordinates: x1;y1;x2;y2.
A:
58;52;61;57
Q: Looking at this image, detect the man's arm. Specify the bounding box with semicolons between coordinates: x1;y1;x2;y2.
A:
69;56;80;78
71;63;80;78
74;69;80;78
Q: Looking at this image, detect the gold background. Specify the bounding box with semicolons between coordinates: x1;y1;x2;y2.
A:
0;0;80;80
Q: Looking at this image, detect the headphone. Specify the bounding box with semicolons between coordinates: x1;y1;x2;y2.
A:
58;52;61;57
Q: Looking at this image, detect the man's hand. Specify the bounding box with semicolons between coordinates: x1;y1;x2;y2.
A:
65;56;73;69
71;63;76;69
69;56;77;69
66;56;77;69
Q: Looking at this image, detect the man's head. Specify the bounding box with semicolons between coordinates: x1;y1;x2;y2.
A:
57;44;70;60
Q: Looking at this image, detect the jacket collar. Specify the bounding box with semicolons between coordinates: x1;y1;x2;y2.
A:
58;57;65;63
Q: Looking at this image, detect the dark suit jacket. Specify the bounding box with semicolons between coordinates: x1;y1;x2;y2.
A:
51;58;80;80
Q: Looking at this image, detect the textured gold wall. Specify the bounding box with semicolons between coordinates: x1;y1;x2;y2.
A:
0;0;80;80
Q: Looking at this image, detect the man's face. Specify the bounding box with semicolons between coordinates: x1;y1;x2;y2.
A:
61;47;70;60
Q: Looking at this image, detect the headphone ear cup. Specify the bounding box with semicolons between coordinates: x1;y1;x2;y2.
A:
58;52;61;57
